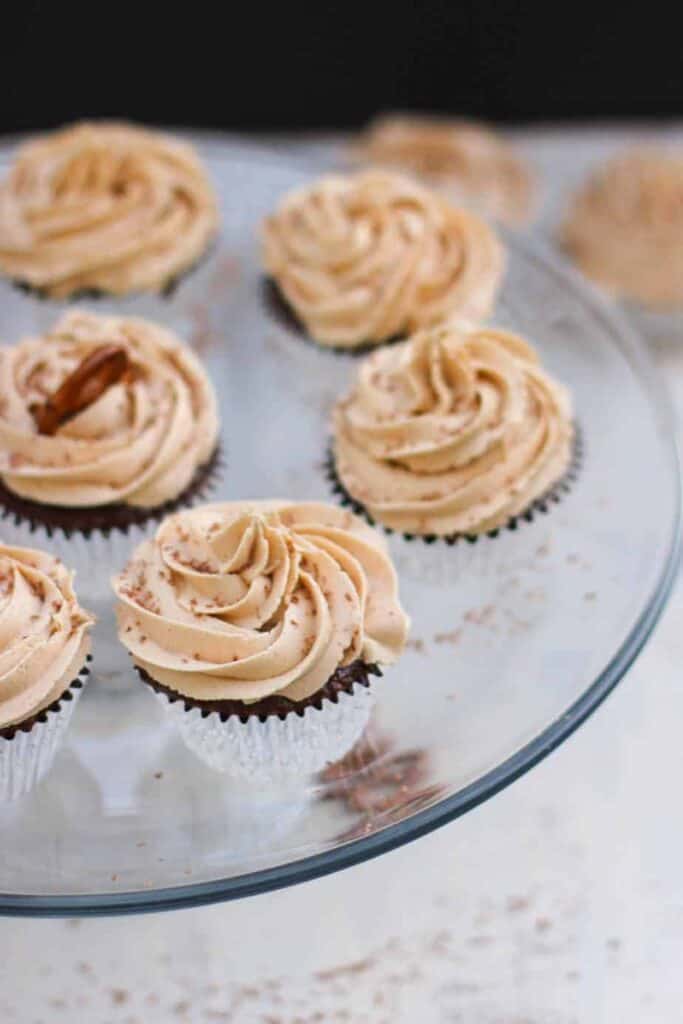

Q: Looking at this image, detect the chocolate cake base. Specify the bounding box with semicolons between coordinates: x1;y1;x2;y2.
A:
0;656;91;741
325;425;584;545
261;277;405;356
10;242;218;303
0;444;223;539
137;659;382;724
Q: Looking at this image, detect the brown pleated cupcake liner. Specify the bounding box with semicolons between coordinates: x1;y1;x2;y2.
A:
135;660;381;724
9;241;218;303
324;424;584;546
0;654;92;742
261;277;405;356
0;443;224;541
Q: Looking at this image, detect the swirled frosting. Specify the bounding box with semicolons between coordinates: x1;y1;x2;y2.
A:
262;170;505;348
0;122;218;297
113;501;409;704
0;544;93;729
561;149;683;308
355;115;535;226
333;323;573;536
0;310;219;509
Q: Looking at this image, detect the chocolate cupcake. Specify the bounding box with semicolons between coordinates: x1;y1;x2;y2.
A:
0;310;221;587
112;501;410;781
561;148;683;311
330;321;575;553
0;543;94;801
0;121;218;298
354;114;536;227
262;170;505;351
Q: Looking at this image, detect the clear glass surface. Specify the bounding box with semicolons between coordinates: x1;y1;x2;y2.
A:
0;138;679;916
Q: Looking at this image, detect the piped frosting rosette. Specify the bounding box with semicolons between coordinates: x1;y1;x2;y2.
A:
355;115;535;226
332;322;574;542
561;149;683;309
0;310;219;524
0;544;93;800
113;501;409;779
0;121;218;298
262;170;505;349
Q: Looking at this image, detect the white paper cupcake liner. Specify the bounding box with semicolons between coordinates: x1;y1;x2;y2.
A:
151;681;378;784
0;672;88;802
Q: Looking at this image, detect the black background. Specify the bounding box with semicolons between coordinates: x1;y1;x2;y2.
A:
1;2;679;135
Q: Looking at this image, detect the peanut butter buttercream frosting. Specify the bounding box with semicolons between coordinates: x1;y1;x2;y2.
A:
113;501;409;704
0;544;93;730
332;322;573;536
355;115;535;226
0;122;218;297
0;310;219;509
262;170;505;349
561;149;683;308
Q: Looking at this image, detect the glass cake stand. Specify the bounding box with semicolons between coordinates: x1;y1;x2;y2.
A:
0;138;679;916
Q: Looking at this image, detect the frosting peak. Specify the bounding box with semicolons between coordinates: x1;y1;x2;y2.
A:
0;310;219;509
0;121;218;297
113;502;409;704
262;171;505;348
356;115;535;225
0;544;93;729
333;323;573;536
562;149;683;308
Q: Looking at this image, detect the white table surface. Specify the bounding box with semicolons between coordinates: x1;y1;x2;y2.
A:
2;125;683;1023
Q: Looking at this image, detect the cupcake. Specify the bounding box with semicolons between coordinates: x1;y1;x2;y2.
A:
0;543;93;801
0;310;220;580
0;121;218;298
112;501;409;781
330;321;574;544
561;149;683;310
354;114;535;226
262;170;505;351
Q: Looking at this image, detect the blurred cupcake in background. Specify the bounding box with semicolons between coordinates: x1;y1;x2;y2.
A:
113;501;410;781
0;310;221;586
353;114;536;227
0;543;93;801
0;121;219;299
561;148;683;310
330;320;575;553
262;169;505;351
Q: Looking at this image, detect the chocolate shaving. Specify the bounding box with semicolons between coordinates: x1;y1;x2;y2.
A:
29;344;130;436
